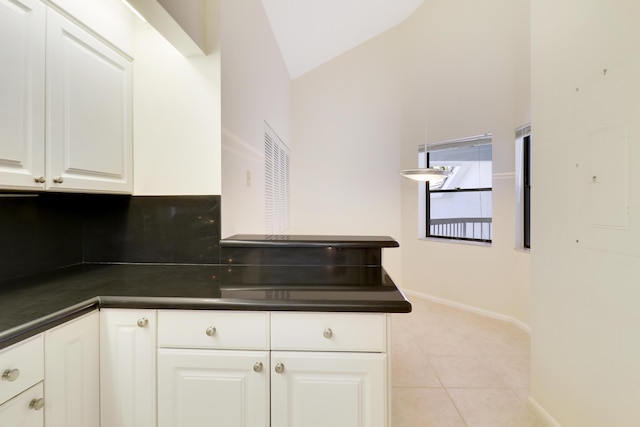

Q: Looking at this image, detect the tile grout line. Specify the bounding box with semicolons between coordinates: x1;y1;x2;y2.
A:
443;386;471;427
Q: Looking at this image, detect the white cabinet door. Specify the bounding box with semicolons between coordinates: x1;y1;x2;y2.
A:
46;7;132;194
44;312;99;427
158;348;269;427
0;383;44;427
0;0;45;190
100;309;156;427
271;351;387;427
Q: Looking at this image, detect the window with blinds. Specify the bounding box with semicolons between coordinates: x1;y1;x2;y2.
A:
264;122;290;235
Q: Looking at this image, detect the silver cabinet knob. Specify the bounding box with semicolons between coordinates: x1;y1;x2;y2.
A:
29;398;44;411
137;318;148;328
274;363;285;374
34;176;46;184
323;328;333;339
2;368;20;382
52;177;64;184
205;326;216;336
253;362;263;373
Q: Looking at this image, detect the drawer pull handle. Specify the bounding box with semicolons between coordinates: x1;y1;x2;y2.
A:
137;318;148;328
29;398;45;411
52;177;64;184
274;363;285;374
34;176;46;184
253;362;263;373
323;328;333;339
205;326;217;336
2;368;20;382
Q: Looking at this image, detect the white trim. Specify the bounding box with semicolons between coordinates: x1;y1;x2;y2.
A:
222;127;264;159
493;172;516;180
425;133;492;150
527;397;564;427
516;123;532;138
402;289;531;334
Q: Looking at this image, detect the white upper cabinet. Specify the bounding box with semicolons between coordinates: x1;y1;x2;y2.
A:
0;0;133;193
47;0;135;57
46;7;132;193
0;0;46;190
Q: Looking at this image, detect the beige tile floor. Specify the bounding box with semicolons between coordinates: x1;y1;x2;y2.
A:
391;297;544;427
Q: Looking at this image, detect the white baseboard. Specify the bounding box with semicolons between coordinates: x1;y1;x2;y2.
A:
527;397;563;427
402;289;531;334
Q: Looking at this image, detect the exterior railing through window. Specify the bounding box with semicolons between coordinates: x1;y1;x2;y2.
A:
429;217;492;242
426;187;492;243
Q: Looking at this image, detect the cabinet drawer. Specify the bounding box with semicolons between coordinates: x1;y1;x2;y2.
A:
271;312;387;352
0;382;44;425
158;310;269;350
0;334;44;405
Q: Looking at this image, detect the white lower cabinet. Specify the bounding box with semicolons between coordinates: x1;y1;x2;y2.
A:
44;311;99;427
157;310;270;427
270;351;387;427
100;309;157;427
158;349;269;427
156;310;390;427
1;308;390;427
0;383;44;427
0;334;44;427
270;312;389;427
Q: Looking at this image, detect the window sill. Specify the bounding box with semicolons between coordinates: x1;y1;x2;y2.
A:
418;237;492;248
513;247;530;254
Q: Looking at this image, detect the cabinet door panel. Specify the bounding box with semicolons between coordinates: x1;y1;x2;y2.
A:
0;383;44;427
0;0;45;190
158;349;269;427
46;7;132;193
271;351;387;427
100;309;156;427
44;312;99;427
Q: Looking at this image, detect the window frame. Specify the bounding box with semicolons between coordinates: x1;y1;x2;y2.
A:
523;134;531;249
515;125;531;250
419;134;493;244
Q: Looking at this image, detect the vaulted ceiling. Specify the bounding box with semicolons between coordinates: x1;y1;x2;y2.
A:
261;0;424;79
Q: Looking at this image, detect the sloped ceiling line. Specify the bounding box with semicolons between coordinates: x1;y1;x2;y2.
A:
261;0;424;79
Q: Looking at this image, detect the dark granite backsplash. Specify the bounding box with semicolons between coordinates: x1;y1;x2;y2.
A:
0;194;83;281
83;195;221;264
0;193;221;282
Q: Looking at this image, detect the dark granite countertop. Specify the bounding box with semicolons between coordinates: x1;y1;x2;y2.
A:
221;234;400;248
0;263;411;349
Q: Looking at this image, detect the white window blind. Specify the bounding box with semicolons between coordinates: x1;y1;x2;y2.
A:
265;122;290;235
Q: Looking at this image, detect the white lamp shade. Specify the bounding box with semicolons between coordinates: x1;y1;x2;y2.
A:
400;168;450;183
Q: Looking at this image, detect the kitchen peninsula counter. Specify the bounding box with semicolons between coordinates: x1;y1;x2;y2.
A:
0;262;410;349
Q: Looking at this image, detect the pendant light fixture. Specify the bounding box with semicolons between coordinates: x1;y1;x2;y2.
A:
400;168;451;184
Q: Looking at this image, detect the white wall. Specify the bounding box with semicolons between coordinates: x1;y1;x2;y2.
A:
290;26;405;282
220;0;292;237
399;0;531;325
290;0;530;311
132;1;221;195
530;0;640;425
